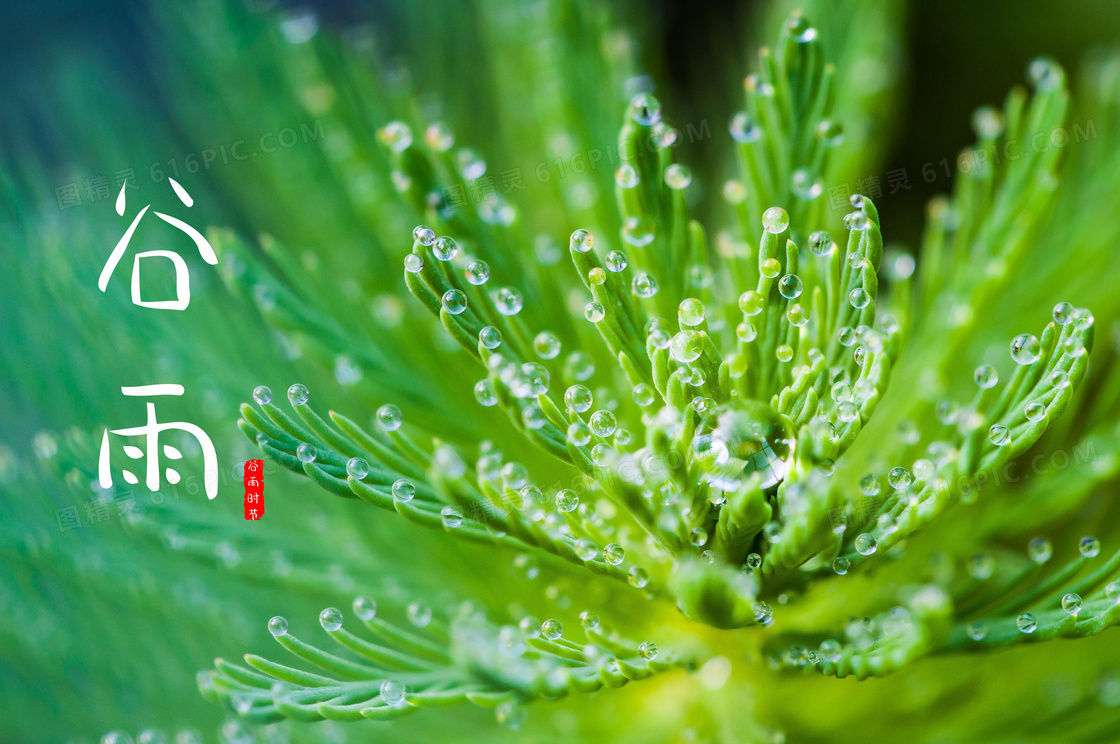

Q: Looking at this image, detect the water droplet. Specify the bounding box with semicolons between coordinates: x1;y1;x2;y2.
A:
969;553;995;579
296;443;317;463
1061;592;1082;615
615;164;639;188
268;616;288;637
377;121;412;152
832;557;849;575
632;383;656;407
935;399;960;425
638;641;658;659
529;331;561;360
541;618;563;640
556;489;579;513
746;553;762;569
1080;536;1101;558
565;385;593;413
575;538;598;561
690;527;709;548
412;225;436;246
791;168;823;199
966;621;988;641
817;120;844;147
988;424;1010;447
391;478;415;503
1024;400;1046;422
836;401;858;423
441;506;463;528
442;289;467;315
628;566;649;588
723;179;747;204
404;253;424;273
808;231;833;256
887;467;911;489
974;365;999;389
737;292;763;318
854;533;878;555
691;399;796;491
1016;613;1037;634
376;404;403;431
457;149;487;180
1052;301;1075;325
391;170;412;192
630;93;662;126
319;607;343;631
102;732;134;744
664;163;692;190
408;602;432;627
971;106;1004;139
465;260;490;285
287;383;310;405
762;206;789;233
344;457;368;480
1028;536;1052;563
690;394;712;412
776;345;794;363
584;302;606;323
253;385;272;405
670;330;704;363
1062;335;1086;356
380;679;406;706
494;287;523;315
1026;56;1063;92
502;462;529;489
604;251;629;273
424;122;453;151
674;301;708;331
603;543;625;565
848;288;871;309
913;459;936;483
778;274;803;299
589;411;617;438
570;228;594;253
735;322;756;343
567;421;592;447
474;379;498;407
819;639;842;662
844;211;869;231
888;253;916;282
535;235;561;266
632;271;660;297
479;326;502;350
1010;333;1041;365
352;596;376;621
622;215;656;247
729;112;762;143
859;474;880;496
433;236;459;261
652;122;680;149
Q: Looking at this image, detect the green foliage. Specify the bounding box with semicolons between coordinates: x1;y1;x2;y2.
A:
6;1;1120;743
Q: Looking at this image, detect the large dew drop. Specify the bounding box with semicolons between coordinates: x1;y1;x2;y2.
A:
690;399;795;491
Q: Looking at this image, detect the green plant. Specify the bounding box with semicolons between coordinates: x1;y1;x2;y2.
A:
5;2;1120;743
